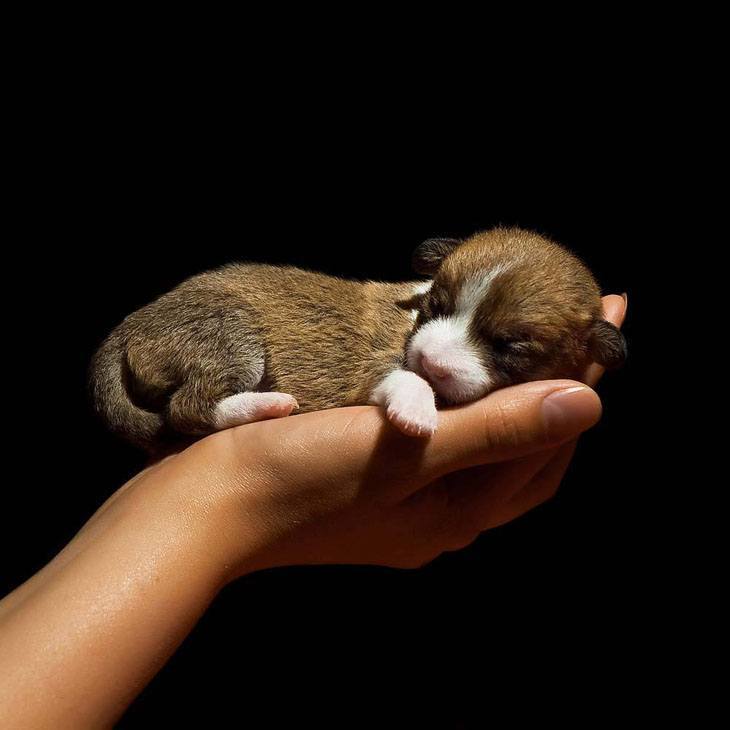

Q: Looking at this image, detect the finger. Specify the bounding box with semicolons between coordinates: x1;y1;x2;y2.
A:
420;380;601;481
583;293;628;387
488;440;578;529
422;440;577;554
422;446;560;542
603;293;628;328
434;446;560;514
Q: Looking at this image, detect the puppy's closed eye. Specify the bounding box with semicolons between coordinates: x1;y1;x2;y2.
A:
491;335;533;355
492;336;521;349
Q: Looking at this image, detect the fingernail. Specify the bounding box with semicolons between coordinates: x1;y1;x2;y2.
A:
542;386;602;441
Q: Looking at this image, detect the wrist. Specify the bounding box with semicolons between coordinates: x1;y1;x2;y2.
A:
140;435;281;586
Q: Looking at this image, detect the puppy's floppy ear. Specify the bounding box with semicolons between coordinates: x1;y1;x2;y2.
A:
412;238;461;275
587;319;627;369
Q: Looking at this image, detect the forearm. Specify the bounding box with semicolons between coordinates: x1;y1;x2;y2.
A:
0;457;237;729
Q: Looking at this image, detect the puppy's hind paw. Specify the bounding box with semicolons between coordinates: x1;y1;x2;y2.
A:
214;392;299;429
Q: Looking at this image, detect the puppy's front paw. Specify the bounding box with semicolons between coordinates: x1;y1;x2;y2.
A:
386;384;438;438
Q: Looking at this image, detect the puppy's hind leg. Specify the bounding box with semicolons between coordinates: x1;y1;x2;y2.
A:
166;378;299;435
163;309;299;435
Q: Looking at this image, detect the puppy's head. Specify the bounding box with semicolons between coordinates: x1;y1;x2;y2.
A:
406;228;626;404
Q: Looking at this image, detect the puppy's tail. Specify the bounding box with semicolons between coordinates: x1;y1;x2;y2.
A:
89;334;163;451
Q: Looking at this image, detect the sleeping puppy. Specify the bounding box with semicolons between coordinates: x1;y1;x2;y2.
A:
90;227;626;451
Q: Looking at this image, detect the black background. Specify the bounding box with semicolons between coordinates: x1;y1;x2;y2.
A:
3;92;665;725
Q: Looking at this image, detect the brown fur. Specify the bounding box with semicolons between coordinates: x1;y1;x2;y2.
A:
90;227;625;451
90;264;418;449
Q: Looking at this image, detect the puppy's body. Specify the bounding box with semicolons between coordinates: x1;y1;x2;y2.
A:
91;228;626;450
92;265;420;448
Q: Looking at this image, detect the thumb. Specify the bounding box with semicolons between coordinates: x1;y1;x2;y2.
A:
421;380;602;479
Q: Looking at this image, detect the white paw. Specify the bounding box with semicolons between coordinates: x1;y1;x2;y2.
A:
386;384;438;438
213;392;298;429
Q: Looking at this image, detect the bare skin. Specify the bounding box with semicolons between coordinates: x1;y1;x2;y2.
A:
0;296;626;729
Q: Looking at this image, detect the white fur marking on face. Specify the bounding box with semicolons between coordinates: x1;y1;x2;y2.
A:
455;264;509;312
413;281;433;296
411;280;433;322
213;392;298;429
406;265;510;403
370;369;437;437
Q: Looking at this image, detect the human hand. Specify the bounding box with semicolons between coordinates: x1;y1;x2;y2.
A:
142;294;626;580
0;296;625;729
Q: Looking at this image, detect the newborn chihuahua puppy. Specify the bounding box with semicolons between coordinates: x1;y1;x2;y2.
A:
90;227;626;451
